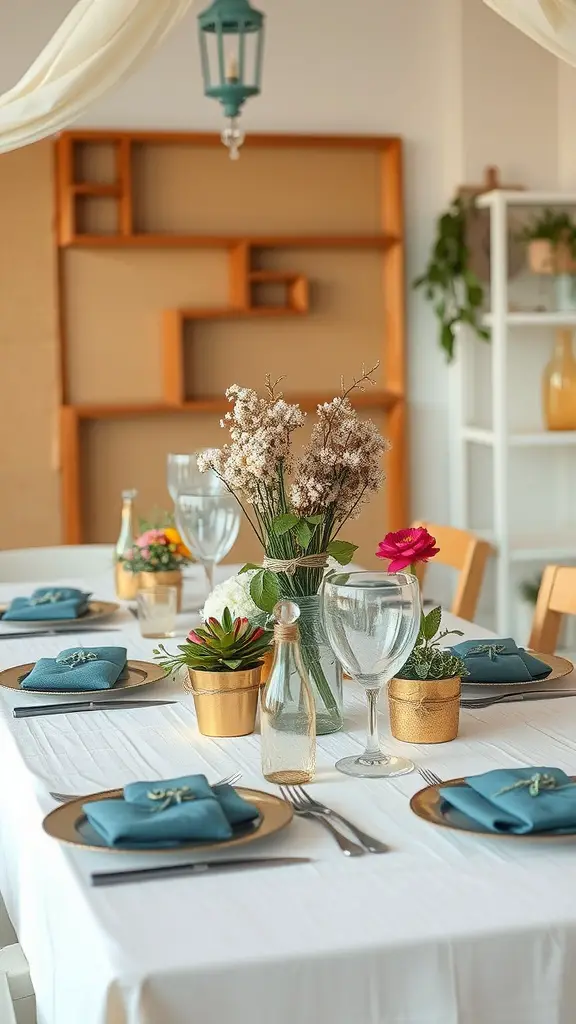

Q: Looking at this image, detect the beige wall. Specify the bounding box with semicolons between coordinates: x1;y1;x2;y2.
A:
0;0;565;566
0;142;60;545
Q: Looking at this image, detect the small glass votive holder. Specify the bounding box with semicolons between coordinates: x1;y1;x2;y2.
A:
136;586;178;639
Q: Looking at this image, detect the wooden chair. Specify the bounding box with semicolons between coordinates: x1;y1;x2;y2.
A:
528;565;576;653
412;523;493;622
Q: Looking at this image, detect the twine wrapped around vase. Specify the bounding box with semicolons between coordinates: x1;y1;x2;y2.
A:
263;554;329;576
388;676;461;744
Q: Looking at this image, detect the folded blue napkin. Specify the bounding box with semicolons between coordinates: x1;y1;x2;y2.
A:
450;637;552;683
20;646;127;692
4;587;90;622
83;774;260;848
440;766;576;834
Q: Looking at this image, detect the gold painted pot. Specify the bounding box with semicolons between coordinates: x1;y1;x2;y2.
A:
388;676;461;744
186;665;261;737
115;561;139;601
138;569;183;611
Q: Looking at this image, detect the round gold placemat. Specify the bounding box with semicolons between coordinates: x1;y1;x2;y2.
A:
462;650;573;687
0;659;167;695
410;775;576;841
42;787;294;854
0;599;119;627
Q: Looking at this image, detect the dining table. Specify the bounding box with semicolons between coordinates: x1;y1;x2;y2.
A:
1;562;576;1024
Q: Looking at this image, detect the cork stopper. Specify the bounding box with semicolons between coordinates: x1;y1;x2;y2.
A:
273;600;300;642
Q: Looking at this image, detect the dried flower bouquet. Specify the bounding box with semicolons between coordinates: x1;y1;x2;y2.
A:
198;364;389;724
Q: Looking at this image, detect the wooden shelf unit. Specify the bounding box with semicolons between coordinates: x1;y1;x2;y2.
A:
54;129;408;545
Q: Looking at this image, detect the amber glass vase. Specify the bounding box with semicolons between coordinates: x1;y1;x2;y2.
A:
543;328;576;431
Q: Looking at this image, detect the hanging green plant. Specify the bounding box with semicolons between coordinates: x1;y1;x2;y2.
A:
414;196;490;362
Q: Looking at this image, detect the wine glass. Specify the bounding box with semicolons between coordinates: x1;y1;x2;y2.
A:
167;453;206;503
175;477;241;599
321;571;421;778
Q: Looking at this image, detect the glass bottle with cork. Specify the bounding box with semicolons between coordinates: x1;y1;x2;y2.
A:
260;600;316;784
114;489;139;600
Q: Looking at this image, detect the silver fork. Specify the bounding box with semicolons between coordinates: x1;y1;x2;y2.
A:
49;770;242;804
279;784;365;857
461;690;576;709
416;766;443;786
289;785;389;853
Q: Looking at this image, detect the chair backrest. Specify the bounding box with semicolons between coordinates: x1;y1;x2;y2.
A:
0;545;114;583
528;565;576;653
412;522;493;621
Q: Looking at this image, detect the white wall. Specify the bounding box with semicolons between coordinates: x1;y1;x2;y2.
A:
0;0;566;570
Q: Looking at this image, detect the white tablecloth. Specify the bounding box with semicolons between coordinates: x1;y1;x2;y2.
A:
1;566;576;1024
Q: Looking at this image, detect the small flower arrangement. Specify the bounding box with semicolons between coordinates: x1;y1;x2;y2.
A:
123;525;191;574
376;526;439;573
398;606;468;681
154;608;272;673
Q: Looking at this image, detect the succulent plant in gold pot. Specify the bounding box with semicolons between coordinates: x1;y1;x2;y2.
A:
155;608;272;737
389;607;468;744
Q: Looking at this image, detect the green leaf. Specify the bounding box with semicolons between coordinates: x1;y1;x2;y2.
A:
239;562;262;574
326;540;358;566
221;607;233;632
305;514;324;525
441;323;455;362
222;658;242;670
423;605;442;640
272;513;299;536
250;569;280;613
416;662;430;680
294;520;312;551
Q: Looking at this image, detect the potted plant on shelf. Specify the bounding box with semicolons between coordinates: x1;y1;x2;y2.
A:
388;606;468;743
520;208;576;276
121;519;191;611
197;365;389;735
413;195;489;363
154;608;272;737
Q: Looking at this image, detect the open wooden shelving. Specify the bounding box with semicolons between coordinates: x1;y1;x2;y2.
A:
54;129;407;545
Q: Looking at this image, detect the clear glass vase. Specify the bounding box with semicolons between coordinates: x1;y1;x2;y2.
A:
297;595;343;735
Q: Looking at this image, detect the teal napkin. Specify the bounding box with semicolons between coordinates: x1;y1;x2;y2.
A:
4;587;90;622
83;774;260;848
451;637;552;683
20;646;127;692
439;766;576;834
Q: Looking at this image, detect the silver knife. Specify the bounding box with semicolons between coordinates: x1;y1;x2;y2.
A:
91;857;312;887
13;699;177;719
0;628;122;640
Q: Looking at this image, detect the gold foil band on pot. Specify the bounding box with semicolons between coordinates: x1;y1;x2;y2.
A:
388;676;461;744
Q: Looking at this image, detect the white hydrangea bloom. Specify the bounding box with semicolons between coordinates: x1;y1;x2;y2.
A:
201;571;262;623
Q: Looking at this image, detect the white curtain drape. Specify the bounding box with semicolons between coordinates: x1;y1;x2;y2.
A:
0;0;194;155
483;0;576;65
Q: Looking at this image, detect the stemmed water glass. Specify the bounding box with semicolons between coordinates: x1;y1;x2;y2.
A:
321;571;421;778
168;453;241;600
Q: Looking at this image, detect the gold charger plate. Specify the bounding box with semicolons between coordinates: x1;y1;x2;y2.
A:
0;659;167;695
0;599;119;627
462;650;573;687
42;787;293;854
411;776;576;841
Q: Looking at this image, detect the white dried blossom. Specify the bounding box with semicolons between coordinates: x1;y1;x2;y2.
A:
290;397;389;520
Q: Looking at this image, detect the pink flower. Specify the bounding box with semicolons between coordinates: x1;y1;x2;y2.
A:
136;529;167;549
376;527;439;573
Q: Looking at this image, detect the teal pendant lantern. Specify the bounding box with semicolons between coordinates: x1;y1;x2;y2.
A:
198;0;265;160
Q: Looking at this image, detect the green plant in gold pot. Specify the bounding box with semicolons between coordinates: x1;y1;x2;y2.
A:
389;606;468;744
155;608;272;737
